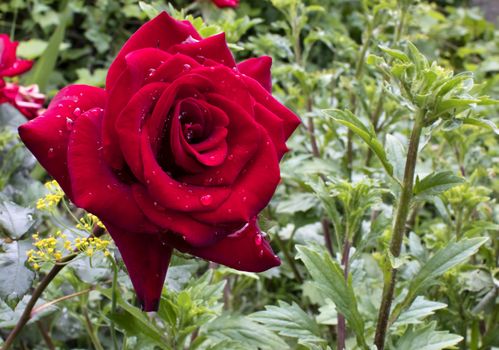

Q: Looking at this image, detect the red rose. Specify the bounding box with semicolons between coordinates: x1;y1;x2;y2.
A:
0;83;45;119
0;34;33;79
19;12;300;311
211;0;239;8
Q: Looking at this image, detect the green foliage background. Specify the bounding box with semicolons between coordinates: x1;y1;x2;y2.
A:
0;0;498;349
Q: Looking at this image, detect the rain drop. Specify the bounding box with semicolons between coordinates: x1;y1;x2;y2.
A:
73;108;81;117
254;234;262;246
259;249;264;257
200;195;213;206
47;147;55;158
183;64;191;71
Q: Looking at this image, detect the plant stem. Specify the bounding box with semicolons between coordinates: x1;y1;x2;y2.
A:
36;321;55;350
273;233;303;283
110;258;119;350
1;227;105;350
336;239;351;350
374;110;425;349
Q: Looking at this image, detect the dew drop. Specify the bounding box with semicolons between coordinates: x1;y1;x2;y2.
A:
254;234;262;246
200;194;213;206
47;147;55;158
66;118;73;131
259;249;264;257
183;64;191;71
227;154;234;160
147;68;156;77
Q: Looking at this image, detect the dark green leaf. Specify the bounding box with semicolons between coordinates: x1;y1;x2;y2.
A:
413;171;464;198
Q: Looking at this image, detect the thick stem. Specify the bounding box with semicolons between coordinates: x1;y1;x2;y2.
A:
374;111;425;349
1;227;105;350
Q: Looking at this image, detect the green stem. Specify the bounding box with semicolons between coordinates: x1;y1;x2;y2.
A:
110;258;119;350
374;109;425;349
273;233;303;283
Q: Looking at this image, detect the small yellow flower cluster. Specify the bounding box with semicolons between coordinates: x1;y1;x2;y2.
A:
74;236;111;257
76;213;106;232
36;180;64;210
26;231;66;269
26;230;111;270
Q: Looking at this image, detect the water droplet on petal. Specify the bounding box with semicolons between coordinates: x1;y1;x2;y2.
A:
73;107;81;117
47;147;55;158
259;249;264;257
183;64;191;71
255;234;262;246
200;195;213;206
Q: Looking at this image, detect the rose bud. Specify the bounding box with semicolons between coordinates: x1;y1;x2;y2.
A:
0;34;33;78
19;12;300;311
211;0;239;8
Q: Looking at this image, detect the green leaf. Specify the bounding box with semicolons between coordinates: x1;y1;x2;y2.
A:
395;324;463;350
296;245;367;347
0;295;57;328
408;237;487;297
24;5;70;92
385;134;406;181
379;46;410;63
323;109;394;179
200;314;289;350
462;117;499;135
250;301;325;347
394;296;447;326
413;171;464;198
275;193;319;214
0;240;35;307
99;288;169;349
0;201;36;239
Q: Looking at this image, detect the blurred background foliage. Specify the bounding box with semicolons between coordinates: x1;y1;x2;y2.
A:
0;0;498;349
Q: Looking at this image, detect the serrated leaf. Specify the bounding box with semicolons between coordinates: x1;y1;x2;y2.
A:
250;301;325;347
408;237;487;297
200;314;289;350
395;324;463;350
394;296;447;326
413;171;464;198
296;245;367;347
0;240;35;307
0;201;36;239
323;109;394;179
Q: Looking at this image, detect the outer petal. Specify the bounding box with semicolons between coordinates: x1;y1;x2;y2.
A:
105;223;173;312
67;107;156;233
169;33;236;68
243;76;301;139
172;217;280;272
106;12;201;90
18;85;106;198
1;60;33;77
237;56;272;92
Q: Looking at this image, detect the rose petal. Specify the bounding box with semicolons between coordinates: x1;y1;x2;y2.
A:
253;103;288;160
172;217;280;272
67;107;156;233
237;56;272;92
212;0;239;8
192;130;280;224
104;223;172;312
133;185;238;247
116;82;169;181
106;12;201;90
141;127;231;212
104;48;171;169
242;75;301;139
18;85;106;198
170;33;236;68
